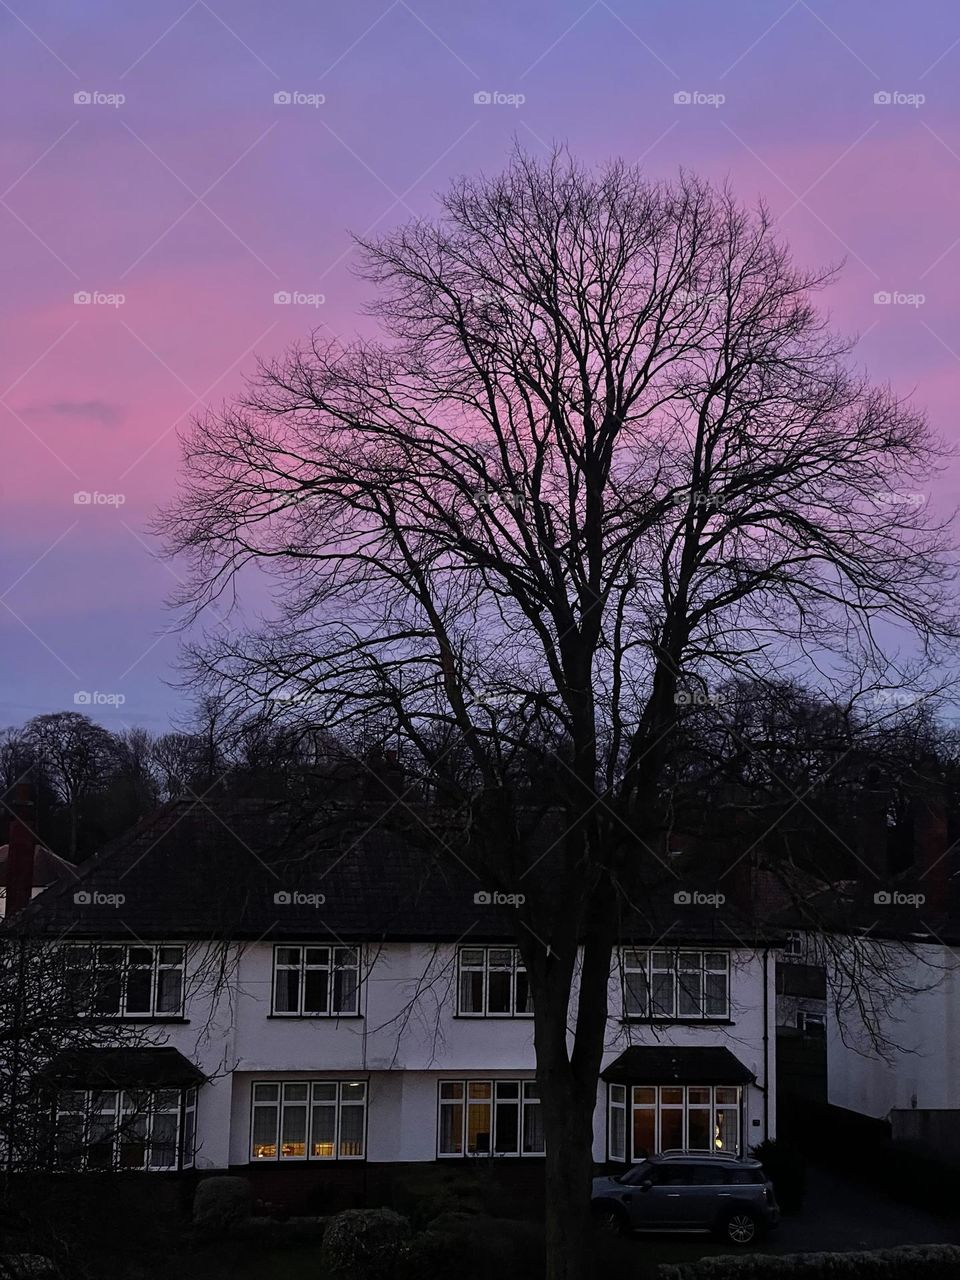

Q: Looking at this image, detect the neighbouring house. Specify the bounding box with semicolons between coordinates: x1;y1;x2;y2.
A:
0;784;76;919
3;797;781;1209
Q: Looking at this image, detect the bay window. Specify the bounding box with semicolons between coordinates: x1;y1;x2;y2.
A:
54;1088;196;1170
609;1083;742;1160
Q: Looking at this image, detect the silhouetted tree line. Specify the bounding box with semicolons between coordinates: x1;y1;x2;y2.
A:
2;679;958;872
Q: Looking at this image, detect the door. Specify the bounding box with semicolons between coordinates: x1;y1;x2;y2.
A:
631;1163;697;1228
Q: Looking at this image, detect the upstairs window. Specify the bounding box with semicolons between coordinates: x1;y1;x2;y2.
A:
622;949;729;1020
272;946;360;1016
64;944;185;1017
457;947;532;1017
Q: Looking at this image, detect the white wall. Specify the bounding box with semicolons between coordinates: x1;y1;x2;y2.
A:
148;939;775;1167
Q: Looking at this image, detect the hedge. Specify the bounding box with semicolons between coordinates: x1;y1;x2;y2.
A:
658;1243;960;1280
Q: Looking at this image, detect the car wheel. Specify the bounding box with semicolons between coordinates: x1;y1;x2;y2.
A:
592;1204;627;1237
721;1211;758;1246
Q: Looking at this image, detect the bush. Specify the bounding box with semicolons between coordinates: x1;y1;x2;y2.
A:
751;1138;806;1211
0;1259;59;1280
389;1168;485;1228
192;1176;253;1233
657;1243;960;1280
320;1207;412;1279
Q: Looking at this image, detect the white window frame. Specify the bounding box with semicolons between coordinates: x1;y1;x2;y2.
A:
783;931;805;959
456;947;532;1017
54;1087;196;1171
608;1084;742;1161
797;1010;826;1035
622;949;729;1020
65;944;185;1018
250;1080;367;1161
437;1079;543;1157
271;945;361;1017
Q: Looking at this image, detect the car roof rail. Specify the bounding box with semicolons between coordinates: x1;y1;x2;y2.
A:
657;1148;737;1159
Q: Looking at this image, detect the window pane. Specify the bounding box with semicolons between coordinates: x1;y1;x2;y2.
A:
439;1102;463;1155
312;1083;337;1103
119;1115;147;1169
468;1082;492;1100
687;1108;711;1150
183;1105;195;1168
339;1106;364;1157
159;947;184;966
494;1098;519;1154
311;1105;336;1158
283;1084;309;1103
515;968;532;1014
333;965;358;1014
125;967;153;1014
624;970;648;1016
705;952;726;969
253;1084;280;1102
252;1104;278;1158
609;1084;625;1105
149;1112;178;1169
304;947;329;966
440;1081;464;1100
633;1087;656;1105
274;968;300;1013
488;949;512;967
280;1104;307;1157
303;968;329;1013
460;949;484;967
467;1102;491;1154
609;1103;625;1161
714;1087;739;1105
715;1107;739;1153
340;1082;366;1103
522;1099;544;1154
487;970;511;1014
459;970;483;1013
705;973;728;1016
651;972;675;1017
660;1088;683;1105
157;966;183;1013
660;1108;683;1151
688;1088;711;1105
677;970;702;1017
632;1107;655;1160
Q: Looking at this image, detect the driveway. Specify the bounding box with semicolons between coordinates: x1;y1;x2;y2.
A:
600;1164;960;1277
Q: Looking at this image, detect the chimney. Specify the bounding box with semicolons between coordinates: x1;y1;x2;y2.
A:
4;782;36;918
914;786;949;916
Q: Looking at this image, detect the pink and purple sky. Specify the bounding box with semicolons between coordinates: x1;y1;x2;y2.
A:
2;0;959;729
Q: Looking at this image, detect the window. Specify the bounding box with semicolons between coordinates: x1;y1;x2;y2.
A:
437;1079;543;1156
797;1011;825;1036
457;948;532;1016
272;947;360;1016
622;950;729;1020
250;1081;366;1160
64;945;185;1017
54;1088;196;1171
609;1084;741;1161
783;931;804;959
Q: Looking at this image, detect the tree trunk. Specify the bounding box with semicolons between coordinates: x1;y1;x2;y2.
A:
539;1073;600;1280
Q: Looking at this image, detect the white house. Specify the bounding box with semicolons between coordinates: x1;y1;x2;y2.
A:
6;797;779;1207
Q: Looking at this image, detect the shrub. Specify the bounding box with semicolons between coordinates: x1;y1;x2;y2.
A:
657;1243;960;1280
192;1176;253;1233
0;1259;59;1280
320;1207;412;1279
389;1168;485;1228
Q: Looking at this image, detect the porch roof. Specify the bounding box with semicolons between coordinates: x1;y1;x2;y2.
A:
601;1045;755;1086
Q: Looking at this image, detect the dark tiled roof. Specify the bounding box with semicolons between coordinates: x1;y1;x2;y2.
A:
39;1047;206;1088
4;797;784;945
601;1046;755;1085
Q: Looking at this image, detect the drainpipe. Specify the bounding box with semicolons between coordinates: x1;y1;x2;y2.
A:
762;948;770;1142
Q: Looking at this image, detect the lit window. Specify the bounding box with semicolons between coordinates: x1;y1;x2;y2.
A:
251;1081;366;1161
437;1079;543;1156
457;948;532;1017
609;1084;741;1161
272;946;360;1016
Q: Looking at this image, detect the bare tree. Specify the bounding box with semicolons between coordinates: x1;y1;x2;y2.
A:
23;715;118;860
158;149;957;1280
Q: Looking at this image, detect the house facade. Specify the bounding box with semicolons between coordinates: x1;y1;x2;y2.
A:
5;798;779;1205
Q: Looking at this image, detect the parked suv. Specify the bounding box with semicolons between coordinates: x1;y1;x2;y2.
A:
591;1151;780;1245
